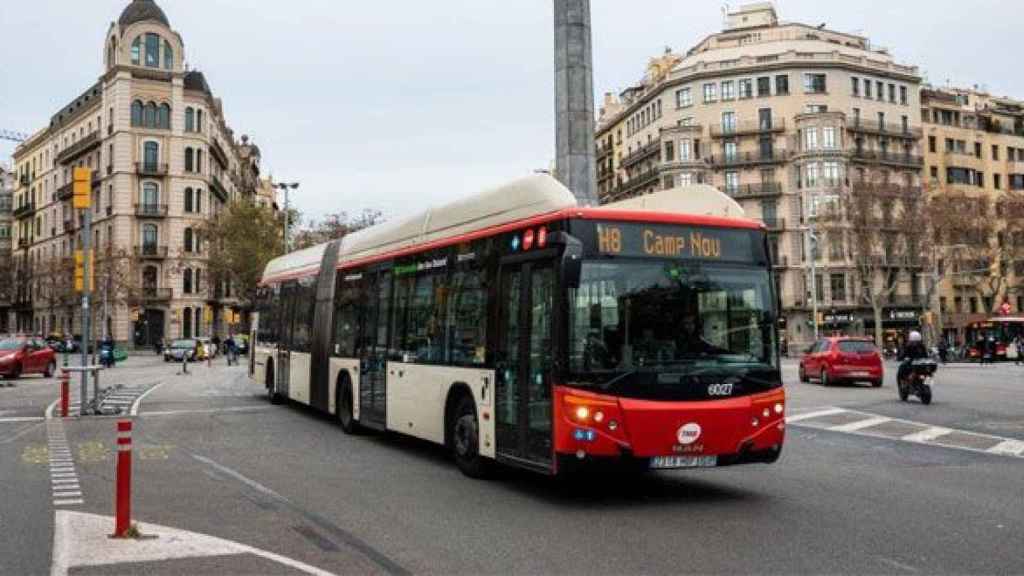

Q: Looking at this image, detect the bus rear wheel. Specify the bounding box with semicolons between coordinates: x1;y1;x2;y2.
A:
337;378;360;435
451;395;490;479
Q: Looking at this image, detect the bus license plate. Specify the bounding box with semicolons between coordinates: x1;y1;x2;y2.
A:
649;455;718;469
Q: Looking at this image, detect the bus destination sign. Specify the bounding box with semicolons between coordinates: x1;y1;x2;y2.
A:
592;222;759;262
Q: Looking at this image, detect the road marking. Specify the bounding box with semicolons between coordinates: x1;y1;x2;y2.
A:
785;407;846;423
141;406;271;417
988;439;1024;456
0;416;45;423
54;491;83;498
46;420;84;508
829;416;892;432
902;427;953;443
53;499;84;507
52;510;340;576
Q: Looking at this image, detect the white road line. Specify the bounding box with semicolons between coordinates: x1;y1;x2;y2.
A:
52;499;84;506
51;472;78;479
786;407;847;423
53;484;80;491
902;427;953;443
191;454;288;502
53;491;83;498
987;439;1024;456
141;406;271;417
0;416;45;423
830;416;892;433
52;479;79;485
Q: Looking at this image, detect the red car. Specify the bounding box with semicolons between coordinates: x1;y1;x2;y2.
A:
0;337;58;380
799;337;883;387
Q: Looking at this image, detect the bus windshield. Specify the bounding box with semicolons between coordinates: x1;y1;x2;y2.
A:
568;259;778;400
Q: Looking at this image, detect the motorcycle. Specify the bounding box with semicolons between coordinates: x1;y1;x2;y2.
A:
898;358;937;405
99;343;116;368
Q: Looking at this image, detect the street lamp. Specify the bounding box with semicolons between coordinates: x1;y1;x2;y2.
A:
274;182;299;253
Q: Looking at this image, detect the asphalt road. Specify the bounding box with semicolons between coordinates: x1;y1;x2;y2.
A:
1;356;1022;575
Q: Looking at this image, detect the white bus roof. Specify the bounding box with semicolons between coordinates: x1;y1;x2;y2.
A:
261;174;749;285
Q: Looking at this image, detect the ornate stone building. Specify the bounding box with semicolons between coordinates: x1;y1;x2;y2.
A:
595;2;927;351
0;166;13;333
10;0;264;347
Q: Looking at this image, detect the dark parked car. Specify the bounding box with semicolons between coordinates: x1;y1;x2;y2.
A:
800;337;884;387
0;337;58;380
164;339;198;362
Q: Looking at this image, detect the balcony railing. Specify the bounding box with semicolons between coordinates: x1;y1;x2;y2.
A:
135;162;169;177
56;131;101;165
210;138;230;170
19;172;30;186
707;150;790;168
135;245;168;259
63;220;75;232
57;182;74;201
135;203;168;218
141;288;173;302
210;175;229;203
847;120;922;139
850;149;924;168
710;118;785;138
13;202;35;219
620;141;661;169
722;182;783;199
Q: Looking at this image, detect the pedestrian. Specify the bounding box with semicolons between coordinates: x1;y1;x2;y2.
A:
1015;334;1024;366
211;335;221;359
224;334;238;366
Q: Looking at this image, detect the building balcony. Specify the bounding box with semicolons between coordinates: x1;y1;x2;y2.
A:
135;162;169;177
134;245;168;260
56;131;101;165
620;141;661;170
604;168;662;202
19;172;30;186
63;220;75;233
660;124;703;137
710;118;785;139
13;202;35;219
707;150;790;169
57;182;74;202
210;175;229;203
210;138;230;170
135;203;168;218
762;217;786;230
850;149;923;168
847;120;922;139
722;182;783;199
141;288;173;302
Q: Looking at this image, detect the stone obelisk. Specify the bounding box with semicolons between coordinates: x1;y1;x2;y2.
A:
554;0;598;206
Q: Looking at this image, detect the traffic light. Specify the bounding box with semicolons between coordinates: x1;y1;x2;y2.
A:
72;167;92;209
73;250;95;292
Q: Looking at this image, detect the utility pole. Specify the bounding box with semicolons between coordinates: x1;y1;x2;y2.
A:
72;168;93;412
805;223;820;341
554;0;598;206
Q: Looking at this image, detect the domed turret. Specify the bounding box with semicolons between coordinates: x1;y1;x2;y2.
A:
118;0;170;28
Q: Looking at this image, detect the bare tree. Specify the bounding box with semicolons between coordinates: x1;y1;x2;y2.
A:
33;253;76;335
820;176;931;346
292;209;385;251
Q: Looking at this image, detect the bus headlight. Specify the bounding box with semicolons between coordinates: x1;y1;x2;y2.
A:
774;403;784;415
575;406;590;421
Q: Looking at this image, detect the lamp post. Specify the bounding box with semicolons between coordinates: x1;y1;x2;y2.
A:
274;182;299;253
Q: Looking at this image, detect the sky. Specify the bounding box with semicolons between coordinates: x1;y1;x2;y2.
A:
1;0;1021;224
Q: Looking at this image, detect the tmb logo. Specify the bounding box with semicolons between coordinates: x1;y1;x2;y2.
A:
676;422;702;445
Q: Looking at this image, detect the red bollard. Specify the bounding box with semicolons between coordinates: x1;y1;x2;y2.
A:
60;373;69;418
114;420;133;538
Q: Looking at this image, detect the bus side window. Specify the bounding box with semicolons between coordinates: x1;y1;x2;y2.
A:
333;272;359;357
447;267;487;367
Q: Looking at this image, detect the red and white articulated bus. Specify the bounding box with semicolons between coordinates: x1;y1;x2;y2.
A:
250;175;785;477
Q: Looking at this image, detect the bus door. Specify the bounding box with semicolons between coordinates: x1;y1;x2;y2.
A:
495;258;556;467
358;269;391;428
276;282;295;399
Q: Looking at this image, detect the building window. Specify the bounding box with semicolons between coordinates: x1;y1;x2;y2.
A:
157;104;170;129
142;181;159;208
196;150;204;174
131;101;143;126
664;141;674;162
823;126;837;149
995;174;1002;190
144;33;160;68
806;162;820;187
900;85;908;105
722;111;736;134
725;171;739;193
184;228;194;253
876;81;884;101
888;84;896;103
775;75;789;95
739;79;753;99
992;145;1000;161
721;80;735;101
803;73;826;94
142;224;158;251
183;268;193;294
163;40;173;69
756;76;771;97
131;37;141;65
804;127;818;150
184;187;194;213
830;274;847;302
196;109;203;133
864;81;872;99
929;136;937;153
679;139;692;161
675;87;692;108
851;77;860;96
703;83;717;103
724;141;737;161
185;148;194;172
143;102;156;128
185;108;195;132
823;161;842;187
195;189;203;213
679;172;694;186
143;141;159;171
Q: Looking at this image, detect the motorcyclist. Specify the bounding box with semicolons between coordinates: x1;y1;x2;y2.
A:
100;335;116;368
897;331;929;385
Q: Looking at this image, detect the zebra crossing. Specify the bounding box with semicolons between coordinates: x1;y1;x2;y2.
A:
46;420;83;507
788;406;1024;459
49;382;161;418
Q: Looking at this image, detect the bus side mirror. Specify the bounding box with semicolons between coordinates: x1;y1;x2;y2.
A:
551;232;583;289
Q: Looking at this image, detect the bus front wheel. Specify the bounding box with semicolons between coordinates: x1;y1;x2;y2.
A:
451;395;490;479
